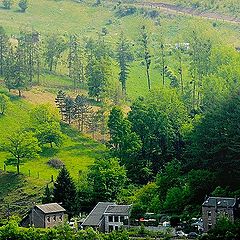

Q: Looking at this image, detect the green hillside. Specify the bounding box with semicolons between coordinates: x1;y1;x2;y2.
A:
0;87;106;217
0;0;240;222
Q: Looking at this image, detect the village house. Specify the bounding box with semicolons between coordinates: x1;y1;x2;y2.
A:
81;202;131;232
202;197;240;232
21;203;66;228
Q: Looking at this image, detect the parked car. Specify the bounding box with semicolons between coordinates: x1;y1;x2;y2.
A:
187;232;198;239
176;230;187;237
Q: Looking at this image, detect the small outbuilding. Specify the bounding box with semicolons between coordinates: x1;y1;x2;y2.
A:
21;203;66;228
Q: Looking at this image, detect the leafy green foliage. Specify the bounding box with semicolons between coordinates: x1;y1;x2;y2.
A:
1;131;41;174
30;104;63;148
44;34;67;72
87;158;127;202
163;186;189;213
128;89;188;174
200;217;239;240
187;91;240;188
0;221;131;240
131;182;160;219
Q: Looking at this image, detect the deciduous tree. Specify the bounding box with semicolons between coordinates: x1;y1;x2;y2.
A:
2;131;41;174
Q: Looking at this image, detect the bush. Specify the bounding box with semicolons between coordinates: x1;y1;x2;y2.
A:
115;6;137;18
18;0;28;12
47;158;65;169
2;0;13;9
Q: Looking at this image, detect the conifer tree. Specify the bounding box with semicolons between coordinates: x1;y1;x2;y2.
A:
74;95;92;132
116;32;132;95
53;167;77;218
0;26;8;76
140;25;151;90
62;96;75;124
68;35;84;89
42;184;53;204
55;90;66;120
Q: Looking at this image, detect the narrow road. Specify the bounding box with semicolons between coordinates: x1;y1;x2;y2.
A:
136;2;240;25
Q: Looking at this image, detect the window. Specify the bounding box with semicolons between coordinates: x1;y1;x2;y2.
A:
53;216;56;222
47;216;50;222
114;216;119;222
115;226;119;231
208;223;212;230
109;216;113;222
109;226;114;232
59;215;63;221
208;211;212;220
120;216;124;222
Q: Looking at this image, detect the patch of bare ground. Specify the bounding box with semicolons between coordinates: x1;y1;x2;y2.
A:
21;87;56;105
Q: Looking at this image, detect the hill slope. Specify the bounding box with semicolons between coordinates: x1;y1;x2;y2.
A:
0;88;106;218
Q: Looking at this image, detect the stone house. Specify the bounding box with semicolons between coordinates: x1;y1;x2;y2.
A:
81;202;131;232
21;203;66;228
202;197;240;232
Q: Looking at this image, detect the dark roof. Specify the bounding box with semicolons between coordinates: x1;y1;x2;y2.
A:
35;203;66;214
104;205;131;215
82;202;115;226
203;197;236;208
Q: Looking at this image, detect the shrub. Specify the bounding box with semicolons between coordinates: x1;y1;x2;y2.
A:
18;0;28;12
2;0;13;9
115;6;137;18
47;158;65;169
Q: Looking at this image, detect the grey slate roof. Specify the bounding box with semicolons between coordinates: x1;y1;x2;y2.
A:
82;202;115;226
35;203;66;214
202;197;236;208
104;205;131;215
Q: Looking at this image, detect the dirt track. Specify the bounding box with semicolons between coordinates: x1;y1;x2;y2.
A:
136;1;240;25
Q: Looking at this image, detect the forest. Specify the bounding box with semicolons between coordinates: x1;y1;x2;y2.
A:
0;0;240;239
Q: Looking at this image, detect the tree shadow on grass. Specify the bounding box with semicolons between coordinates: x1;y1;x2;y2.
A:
62;142;108;160
39;146;59;158
61;123;99;144
0;171;25;198
0;89;20;101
